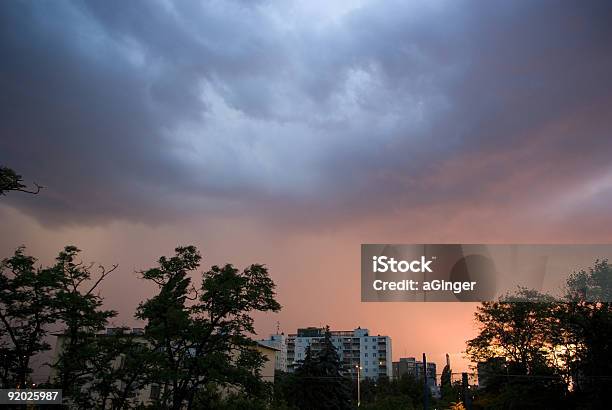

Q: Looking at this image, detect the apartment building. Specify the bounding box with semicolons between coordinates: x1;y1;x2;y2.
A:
392;357;437;386
258;333;288;372
262;327;392;380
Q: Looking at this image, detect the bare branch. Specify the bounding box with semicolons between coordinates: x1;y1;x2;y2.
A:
86;264;118;296
185;284;199;301
13;183;43;195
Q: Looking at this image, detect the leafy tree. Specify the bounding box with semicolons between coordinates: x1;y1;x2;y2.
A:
467;260;612;408
356;377;378;404
85;329;156;409
51;246;118;408
397;374;425;406
466;288;577;408
0;245;121;408
0;248;58;387
136;245;281;409
0;243;284;408
292;327;352;410
559;259;612;408
0;166;41;196
272;370;300;409
350;374;423;410
467;288;561;375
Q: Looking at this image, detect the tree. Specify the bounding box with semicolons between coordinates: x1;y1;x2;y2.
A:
0;242;286;408
83;328;157;409
0;245;121;408
397;374;425;407
439;361;458;406
136;245;281;409
271;370;300;409
354;375;419;410
467;288;561;374
292;327;352;410
50;246;118;408
0;166;41;196
466;288;569;408
559;259;612;408
0;248;58;387
441;363;451;389
467;260;612;408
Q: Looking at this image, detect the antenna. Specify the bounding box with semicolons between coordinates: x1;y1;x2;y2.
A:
276;321;281;334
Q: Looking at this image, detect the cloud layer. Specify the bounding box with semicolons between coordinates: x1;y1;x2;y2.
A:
3;1;612;376
1;0;612;227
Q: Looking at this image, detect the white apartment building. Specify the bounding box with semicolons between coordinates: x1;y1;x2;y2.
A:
258;333;288;372
263;327;392;380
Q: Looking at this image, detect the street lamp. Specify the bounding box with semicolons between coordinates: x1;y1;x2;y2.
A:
356;364;362;407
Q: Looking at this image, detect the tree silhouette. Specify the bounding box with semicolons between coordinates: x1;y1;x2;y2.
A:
51;246;118;408
293;327;352;409
467;260;612;408
0;248;57;387
136;245;281;409
0;166;42;196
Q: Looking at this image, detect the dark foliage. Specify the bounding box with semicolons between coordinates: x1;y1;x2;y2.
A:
136;246;281;409
0;166;41;195
291;327;352;409
467;260;612;409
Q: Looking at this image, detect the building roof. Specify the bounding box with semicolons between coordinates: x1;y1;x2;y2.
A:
257;341;281;351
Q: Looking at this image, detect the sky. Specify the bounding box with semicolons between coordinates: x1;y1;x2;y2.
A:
2;0;612;374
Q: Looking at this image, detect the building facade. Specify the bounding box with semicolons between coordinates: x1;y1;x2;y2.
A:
392;357;437;387
258;333;288;372
263;327;392;380
477;357;506;389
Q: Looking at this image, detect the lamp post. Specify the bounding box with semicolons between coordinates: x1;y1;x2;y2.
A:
423;353;429;410
356;364;362;407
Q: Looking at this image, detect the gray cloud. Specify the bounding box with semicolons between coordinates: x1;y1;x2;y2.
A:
1;0;612;227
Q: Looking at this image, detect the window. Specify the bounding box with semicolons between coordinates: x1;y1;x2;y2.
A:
365;353;368;357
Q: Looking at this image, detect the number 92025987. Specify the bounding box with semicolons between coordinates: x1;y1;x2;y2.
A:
0;389;62;404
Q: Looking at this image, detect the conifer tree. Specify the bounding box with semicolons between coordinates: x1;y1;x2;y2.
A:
293;327;352;409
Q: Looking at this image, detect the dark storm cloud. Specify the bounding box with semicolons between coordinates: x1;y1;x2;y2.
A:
1;0;612;227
